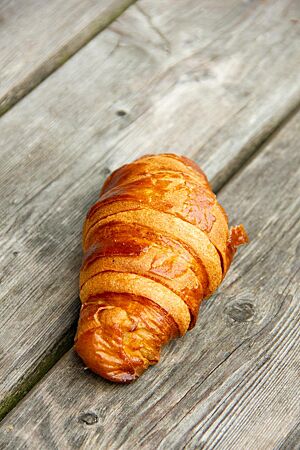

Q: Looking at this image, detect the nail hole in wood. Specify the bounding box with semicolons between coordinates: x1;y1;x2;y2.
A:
116;110;127;117
78;412;98;425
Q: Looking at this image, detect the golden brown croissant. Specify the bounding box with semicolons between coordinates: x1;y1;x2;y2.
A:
74;154;248;382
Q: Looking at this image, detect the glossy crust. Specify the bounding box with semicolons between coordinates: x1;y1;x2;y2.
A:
75;154;248;382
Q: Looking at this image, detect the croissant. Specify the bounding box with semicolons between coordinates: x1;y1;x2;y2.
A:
74;154;248;382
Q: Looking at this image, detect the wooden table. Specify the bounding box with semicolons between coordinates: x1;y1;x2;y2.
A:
0;1;299;448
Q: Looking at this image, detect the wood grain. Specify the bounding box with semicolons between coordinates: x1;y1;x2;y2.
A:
1;0;300;420
0;0;137;115
276;423;300;450
1;83;299;450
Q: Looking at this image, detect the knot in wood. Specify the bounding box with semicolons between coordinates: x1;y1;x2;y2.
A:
226;301;255;322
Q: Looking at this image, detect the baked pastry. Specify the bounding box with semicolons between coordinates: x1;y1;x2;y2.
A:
75;154;248;382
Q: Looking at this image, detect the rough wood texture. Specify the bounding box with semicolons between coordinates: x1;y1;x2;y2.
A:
1;101;299;450
0;0;137;115
1;0;300;419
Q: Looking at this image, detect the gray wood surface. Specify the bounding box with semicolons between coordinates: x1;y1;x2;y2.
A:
1;0;300;420
0;0;136;115
1;88;299;450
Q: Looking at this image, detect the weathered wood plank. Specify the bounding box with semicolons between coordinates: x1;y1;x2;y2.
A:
0;0;300;419
276;423;300;450
1;96;299;450
0;0;137;115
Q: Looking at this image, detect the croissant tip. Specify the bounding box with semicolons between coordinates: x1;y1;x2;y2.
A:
74;328;144;384
110;372;138;384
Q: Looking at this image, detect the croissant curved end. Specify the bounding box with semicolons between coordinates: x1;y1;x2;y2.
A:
74;296;178;383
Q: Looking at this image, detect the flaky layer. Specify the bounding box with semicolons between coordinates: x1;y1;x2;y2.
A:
84;209;223;295
80;221;205;327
